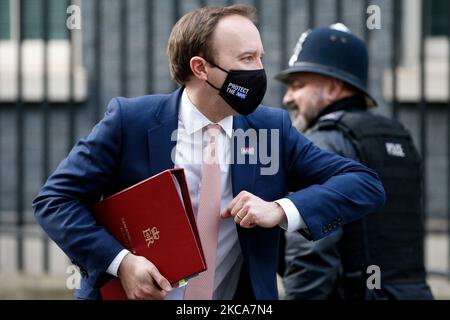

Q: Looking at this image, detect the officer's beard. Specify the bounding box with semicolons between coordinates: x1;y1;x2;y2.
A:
285;104;308;133
299;88;328;132
286;88;327;133
292;113;309;133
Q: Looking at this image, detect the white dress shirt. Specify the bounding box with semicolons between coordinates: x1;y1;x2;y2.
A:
106;89;305;299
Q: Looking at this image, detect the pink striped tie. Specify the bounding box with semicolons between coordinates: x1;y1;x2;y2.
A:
184;124;222;300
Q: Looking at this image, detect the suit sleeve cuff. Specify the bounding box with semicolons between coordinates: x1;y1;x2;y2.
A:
275;198;306;232
106;249;130;277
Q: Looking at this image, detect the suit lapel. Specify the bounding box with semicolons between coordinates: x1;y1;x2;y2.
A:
147;87;183;176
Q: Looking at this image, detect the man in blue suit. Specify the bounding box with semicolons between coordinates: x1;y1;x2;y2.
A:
32;5;385;300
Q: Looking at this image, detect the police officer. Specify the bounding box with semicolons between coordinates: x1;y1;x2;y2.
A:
276;23;434;300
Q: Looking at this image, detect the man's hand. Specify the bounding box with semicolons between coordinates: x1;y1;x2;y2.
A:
117;252;172;300
221;191;287;228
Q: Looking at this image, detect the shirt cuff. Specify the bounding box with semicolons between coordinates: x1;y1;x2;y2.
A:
275;198;306;232
106;249;130;277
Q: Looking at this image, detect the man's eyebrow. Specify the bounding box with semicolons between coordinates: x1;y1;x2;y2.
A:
238;50;265;57
288;79;303;86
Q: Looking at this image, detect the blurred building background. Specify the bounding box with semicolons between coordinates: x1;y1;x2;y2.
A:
0;0;450;299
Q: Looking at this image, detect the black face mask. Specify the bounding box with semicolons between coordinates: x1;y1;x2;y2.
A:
205;61;267;116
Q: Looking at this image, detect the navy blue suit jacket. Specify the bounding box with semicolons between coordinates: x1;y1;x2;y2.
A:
32;87;385;299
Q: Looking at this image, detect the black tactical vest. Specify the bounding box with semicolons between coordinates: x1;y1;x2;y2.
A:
315;111;427;298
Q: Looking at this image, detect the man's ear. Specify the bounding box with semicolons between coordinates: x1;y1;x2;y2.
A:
326;78;345;102
190;56;208;81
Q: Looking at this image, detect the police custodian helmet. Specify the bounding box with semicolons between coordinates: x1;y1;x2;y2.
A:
276;23;377;106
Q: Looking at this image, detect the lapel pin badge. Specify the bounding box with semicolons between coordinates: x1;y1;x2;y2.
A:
240;147;255;155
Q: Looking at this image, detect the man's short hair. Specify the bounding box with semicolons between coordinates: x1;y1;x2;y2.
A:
167;5;257;85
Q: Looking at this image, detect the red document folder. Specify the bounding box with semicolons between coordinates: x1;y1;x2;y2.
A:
91;168;206;300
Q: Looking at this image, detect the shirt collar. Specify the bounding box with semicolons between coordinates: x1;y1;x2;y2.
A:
180;88;233;138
